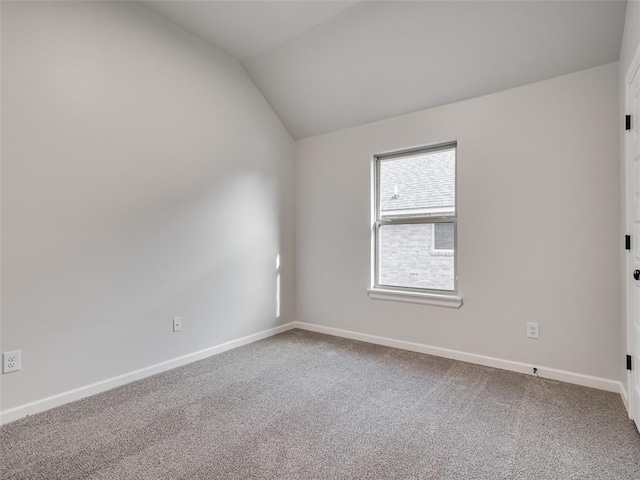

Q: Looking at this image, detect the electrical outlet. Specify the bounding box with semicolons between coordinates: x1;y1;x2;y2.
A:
3;350;21;374
527;322;539;339
173;317;182;332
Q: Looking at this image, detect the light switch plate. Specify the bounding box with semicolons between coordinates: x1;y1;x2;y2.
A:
173;317;182;332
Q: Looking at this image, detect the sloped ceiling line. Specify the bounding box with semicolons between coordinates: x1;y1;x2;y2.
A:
142;0;627;140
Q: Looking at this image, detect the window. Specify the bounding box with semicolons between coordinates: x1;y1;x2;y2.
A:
432;222;454;254
369;143;461;307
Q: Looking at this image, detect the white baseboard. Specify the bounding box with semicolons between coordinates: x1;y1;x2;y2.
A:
0;322;296;426
293;322;623;394
2;321;625;426
620;382;630;416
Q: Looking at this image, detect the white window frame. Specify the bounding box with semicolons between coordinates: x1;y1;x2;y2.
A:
368;142;462;308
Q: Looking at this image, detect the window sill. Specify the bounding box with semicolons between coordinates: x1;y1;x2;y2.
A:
367;288;462;308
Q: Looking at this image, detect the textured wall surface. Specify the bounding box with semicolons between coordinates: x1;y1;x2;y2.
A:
1;1;294;412
296;63;620;382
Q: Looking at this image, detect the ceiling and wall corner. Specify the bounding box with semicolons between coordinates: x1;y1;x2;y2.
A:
142;0;627;139
139;0;360;60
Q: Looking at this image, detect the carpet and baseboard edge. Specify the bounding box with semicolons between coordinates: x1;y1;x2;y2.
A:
294;322;625;397
0;322;297;425
0;320;627;425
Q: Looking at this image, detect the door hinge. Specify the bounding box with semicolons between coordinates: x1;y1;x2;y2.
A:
627;354;632;371
627;115;632;131
626;235;631;250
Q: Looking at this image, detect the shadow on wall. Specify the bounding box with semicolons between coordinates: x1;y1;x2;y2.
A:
3;169;282;388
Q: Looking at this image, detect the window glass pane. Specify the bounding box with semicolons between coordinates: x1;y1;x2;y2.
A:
379;148;455;217
433;222;454;250
378;223;455;291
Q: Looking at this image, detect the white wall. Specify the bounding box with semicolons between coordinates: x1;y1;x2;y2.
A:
620;0;640;399
620;1;640;79
295;63;621;382
0;1;294;412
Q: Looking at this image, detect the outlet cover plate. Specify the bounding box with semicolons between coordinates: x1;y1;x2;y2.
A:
3;350;21;373
526;322;539;339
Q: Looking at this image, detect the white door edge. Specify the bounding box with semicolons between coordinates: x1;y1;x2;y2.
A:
625;42;640;423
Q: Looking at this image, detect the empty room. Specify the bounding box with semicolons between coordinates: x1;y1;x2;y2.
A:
2;0;640;478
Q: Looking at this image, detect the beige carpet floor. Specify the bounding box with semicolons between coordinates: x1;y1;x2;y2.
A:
1;329;639;479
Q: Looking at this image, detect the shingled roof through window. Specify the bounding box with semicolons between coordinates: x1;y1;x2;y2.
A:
380;148;455;214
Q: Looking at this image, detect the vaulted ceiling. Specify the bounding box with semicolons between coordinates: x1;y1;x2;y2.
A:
142;1;627;139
